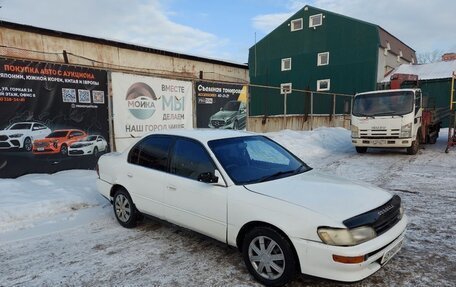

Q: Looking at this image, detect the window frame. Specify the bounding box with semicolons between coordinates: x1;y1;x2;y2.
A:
127;135;174;172
281;58;292;71
169;137;218;181
290;18;303;32
317;52;329;66
309;13;323;28
317;79;330;91
280;83;292;94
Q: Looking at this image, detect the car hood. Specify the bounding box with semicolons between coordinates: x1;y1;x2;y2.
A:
35;137;65;143
211;110;237;120
245;170;392;223
0;130;29;135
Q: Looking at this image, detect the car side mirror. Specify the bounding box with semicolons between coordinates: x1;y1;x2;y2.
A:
198;171;218;183
220;107;223;111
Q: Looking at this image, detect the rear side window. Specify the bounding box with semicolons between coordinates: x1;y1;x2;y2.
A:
170;138;215;180
128;136;173;172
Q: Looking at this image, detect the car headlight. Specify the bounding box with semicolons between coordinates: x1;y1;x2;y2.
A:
317;226;377;246
10;133;24;138
351;125;359;138
225;118;233;124
400;123;412;138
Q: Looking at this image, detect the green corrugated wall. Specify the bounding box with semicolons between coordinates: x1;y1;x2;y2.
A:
249;6;380;116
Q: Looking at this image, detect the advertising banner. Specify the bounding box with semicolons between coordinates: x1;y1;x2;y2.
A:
111;72;193;151
195;81;247;130
0;58;109;178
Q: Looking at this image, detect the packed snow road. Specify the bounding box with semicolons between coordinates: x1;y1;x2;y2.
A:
1;128;455;286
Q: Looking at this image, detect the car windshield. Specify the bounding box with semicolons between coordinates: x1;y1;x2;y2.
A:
83;136;98;141
46;131;69;138
8;123;32;130
208;136;311;185
222;101;240;111
353;91;414;117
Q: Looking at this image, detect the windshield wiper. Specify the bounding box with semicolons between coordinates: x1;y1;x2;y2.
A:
257;165;307;183
355;113;375;118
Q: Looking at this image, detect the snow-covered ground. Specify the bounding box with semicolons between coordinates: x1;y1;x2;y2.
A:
1;128;455;286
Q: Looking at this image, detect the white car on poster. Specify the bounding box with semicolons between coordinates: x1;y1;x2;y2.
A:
96;129;407;286
0;122;51;151
68;135;108;157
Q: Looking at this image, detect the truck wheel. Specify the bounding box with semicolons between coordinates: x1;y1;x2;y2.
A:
407;135;420;155
355;147;367;153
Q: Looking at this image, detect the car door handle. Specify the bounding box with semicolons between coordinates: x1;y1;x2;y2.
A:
127;173;133;178
167;185;176;191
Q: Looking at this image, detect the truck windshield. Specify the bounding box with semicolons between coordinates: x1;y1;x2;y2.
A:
353;91;414;117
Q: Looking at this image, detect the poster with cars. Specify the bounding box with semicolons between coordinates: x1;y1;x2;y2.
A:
195;81;247;130
0;58;109;178
111;72;193;151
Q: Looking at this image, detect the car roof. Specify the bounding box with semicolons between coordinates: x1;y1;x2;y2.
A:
52;129;84;133
148;128;257;143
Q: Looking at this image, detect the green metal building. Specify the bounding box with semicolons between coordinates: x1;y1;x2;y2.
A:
248;5;416;116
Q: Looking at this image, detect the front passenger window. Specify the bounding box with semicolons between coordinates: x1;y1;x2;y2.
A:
171;139;216;180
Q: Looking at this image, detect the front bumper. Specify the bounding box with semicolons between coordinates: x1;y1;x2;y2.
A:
68;146;93;156
291;215;407;282
352;138;412;148
0;136;24;149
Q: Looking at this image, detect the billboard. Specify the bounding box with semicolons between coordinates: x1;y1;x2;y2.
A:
0;58;109;178
111;72;193;151
195;81;247;130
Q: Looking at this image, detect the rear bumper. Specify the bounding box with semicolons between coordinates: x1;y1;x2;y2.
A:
291;215;407;282
97;178;113;202
352;138;412;148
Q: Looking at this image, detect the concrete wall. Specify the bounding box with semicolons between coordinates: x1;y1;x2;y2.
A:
248;115;350;133
0;26;249;83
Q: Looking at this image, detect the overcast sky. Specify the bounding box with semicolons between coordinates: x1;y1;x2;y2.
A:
1;0;455;64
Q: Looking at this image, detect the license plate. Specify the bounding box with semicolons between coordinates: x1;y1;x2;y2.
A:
37;147;44;151
381;238;403;265
372;139;386;145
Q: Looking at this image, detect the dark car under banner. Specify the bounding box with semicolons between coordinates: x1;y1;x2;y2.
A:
0;58;109;178
195;81;248;130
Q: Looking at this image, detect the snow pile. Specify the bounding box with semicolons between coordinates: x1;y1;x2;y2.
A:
266;127;353;164
0;170;104;233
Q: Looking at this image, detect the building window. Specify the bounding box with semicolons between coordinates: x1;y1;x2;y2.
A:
281;58;292;71
291;19;303;31
384;47;388;56
397;55;401;62
386;41;391;50
280;83;292;94
317;52;329;66
411;57;415;64
399;50;403;57
317;79;330;91
309;14;323;28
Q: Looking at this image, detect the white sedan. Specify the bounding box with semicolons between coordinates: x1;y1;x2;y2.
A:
68;135;108;157
97;129;407;286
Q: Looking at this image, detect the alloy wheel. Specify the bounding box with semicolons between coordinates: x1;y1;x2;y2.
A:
248;235;286;280
115;194;131;222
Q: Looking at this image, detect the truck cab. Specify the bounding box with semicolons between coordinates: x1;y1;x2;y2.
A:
351;88;438;155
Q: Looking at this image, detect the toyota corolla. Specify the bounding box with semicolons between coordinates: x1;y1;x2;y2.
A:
97;129;407;286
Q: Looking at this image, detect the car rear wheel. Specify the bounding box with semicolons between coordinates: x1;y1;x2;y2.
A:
242;226;297;286
113;188;139;228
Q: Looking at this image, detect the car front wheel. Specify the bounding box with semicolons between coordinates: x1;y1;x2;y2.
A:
113;188;139;228
242;226;297;286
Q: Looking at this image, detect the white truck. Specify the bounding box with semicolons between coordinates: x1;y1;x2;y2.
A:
351;87;441;155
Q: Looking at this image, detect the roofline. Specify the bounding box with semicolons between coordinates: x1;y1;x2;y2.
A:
377;26;416;52
0;20;248;70
250;5;415;52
